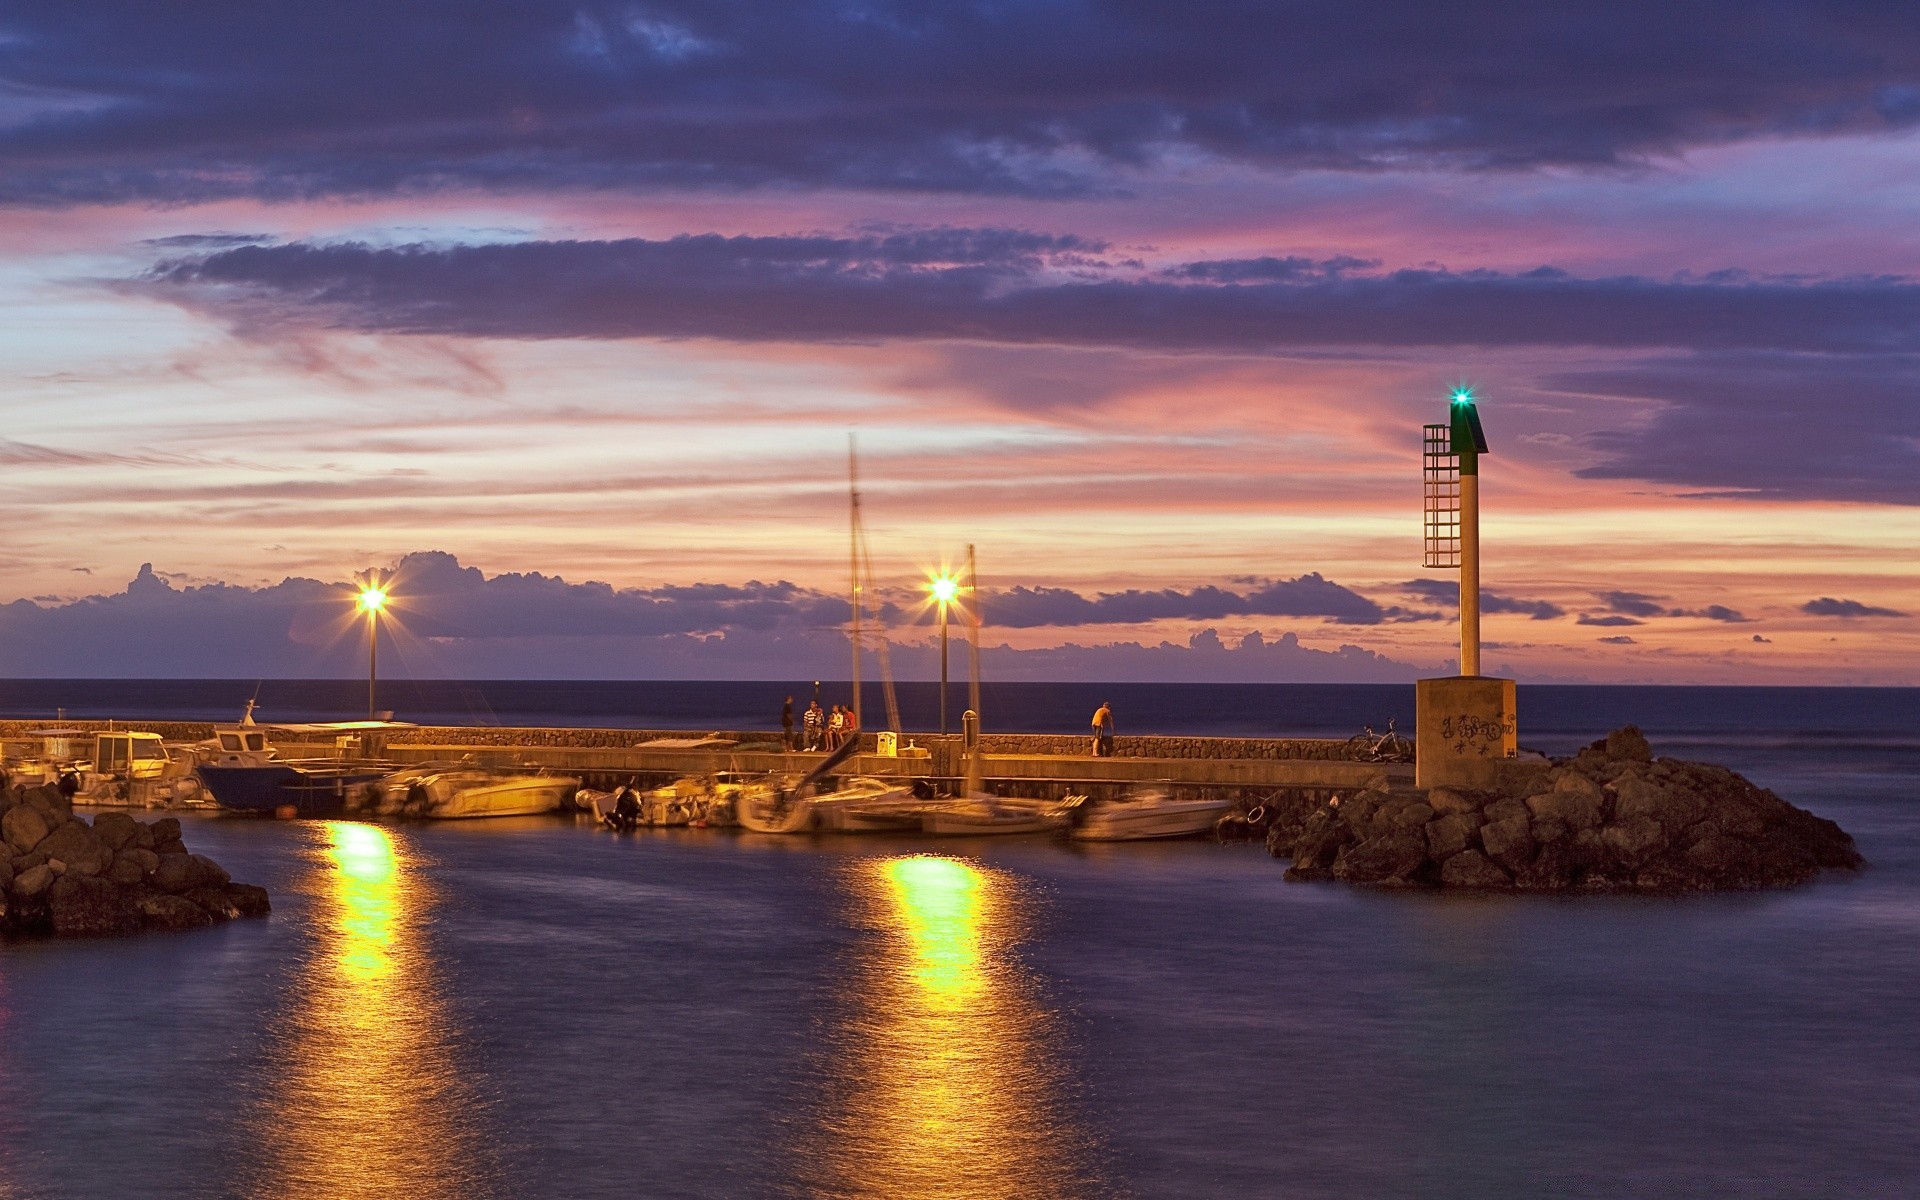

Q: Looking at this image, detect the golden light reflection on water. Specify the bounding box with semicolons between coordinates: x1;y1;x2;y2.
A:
801;854;1100;1199
253;822;490;1200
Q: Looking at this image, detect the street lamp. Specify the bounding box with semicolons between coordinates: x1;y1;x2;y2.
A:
357;579;388;720
929;574;959;734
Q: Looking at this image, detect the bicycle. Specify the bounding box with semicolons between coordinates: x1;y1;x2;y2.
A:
1347;719;1413;762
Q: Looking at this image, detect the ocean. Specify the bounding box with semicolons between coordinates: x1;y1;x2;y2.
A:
0;681;1916;1197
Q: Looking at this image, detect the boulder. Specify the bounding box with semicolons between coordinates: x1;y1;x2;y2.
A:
1332;833;1427;885
48;873;138;937
0;857;11;892
1425;812;1478;860
10;862;54;898
186;887;242;921
1601;818;1667;868
2;804;54;854
36;821;113;877
120;847;160;875
153;853;194;893
1439;850;1511;888
187;854;232;889
1514;842;1577;891
1480;815;1536;872
21;783;71;818
105;854;147;886
134;891;215;931
1605;725;1654;762
1484;797;1530;826
92;811;141;851
1426;787;1477;815
146;817;182;843
224;883;272;917
1286;809;1350;871
1530;816;1571;846
1526;788;1604;832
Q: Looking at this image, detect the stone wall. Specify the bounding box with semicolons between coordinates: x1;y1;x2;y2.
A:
2;720;1363;761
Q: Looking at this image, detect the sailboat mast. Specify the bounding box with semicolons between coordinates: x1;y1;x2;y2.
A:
966;543;982;726
848;435;862;732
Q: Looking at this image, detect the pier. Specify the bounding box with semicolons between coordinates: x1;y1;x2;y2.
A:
0;719;1409;805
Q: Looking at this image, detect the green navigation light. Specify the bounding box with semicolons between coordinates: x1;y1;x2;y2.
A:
1450;387;1475;405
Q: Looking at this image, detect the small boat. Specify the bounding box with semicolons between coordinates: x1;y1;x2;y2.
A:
192;704;411;818
581;775;757;828
376;769;578;819
920;794;1068;836
1068;788;1233;841
736;776;915;833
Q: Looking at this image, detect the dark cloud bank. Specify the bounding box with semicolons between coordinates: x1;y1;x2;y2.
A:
0;552;1421;681
5;1;1920;203
143;231;1920;505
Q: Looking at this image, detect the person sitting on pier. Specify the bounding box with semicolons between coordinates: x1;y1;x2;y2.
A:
827;704;847;750
1091;702;1115;757
803;701;824;751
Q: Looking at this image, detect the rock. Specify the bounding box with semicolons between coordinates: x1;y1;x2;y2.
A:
1381;799;1435;831
1605;725;1654;762
135;891;215;931
1484;797;1529;826
48;873;138;937
1526;788;1604;832
36;821;113;877
1426;788;1477;815
186;887;242;921
2;804;54;854
120;847;160;875
153;853;194;893
1514;842;1577;891
1425;812;1478;860
0;857;11;892
1683;833;1764;883
187;854;231;889
146;817;182;844
92;811;141;851
1530;816;1571;846
1601;818;1666;868
1440;850;1511;888
224;883;272;917
105;854;146;886
128;821;156;851
1332;833;1427;885
1480;815;1536;872
21;783;71;818
1287;810;1350;871
10;862;54;898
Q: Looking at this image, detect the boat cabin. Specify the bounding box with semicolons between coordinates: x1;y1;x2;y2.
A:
93;731;171;780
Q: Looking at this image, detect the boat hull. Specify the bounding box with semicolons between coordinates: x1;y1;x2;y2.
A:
195;762;390;818
1071;798;1233;841
921;796;1067;836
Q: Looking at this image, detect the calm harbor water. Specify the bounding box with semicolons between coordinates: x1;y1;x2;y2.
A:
1;683;1917;1197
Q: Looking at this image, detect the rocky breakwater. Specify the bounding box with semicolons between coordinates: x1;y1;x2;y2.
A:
2;786;269;938
1269;726;1862;892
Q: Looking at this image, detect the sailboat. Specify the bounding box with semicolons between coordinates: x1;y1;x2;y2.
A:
917;545;1069;837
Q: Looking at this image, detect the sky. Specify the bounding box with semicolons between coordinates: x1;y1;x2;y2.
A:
0;1;1917;683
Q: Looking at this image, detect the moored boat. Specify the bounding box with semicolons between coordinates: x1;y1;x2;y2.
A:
1068;788;1232;841
378;769;578;819
192;705;411;818
920;794;1067;836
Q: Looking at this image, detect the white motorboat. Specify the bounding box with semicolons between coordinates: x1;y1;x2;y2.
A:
737;776;915;834
1069;788;1233;841
920;794;1067;836
584;775;760;828
379;769;578;819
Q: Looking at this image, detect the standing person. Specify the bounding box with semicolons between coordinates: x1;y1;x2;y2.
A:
1091;701;1115;757
804;700;824;751
781;696;795;751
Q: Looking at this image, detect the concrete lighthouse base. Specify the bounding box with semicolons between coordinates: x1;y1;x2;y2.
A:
1415;676;1517;790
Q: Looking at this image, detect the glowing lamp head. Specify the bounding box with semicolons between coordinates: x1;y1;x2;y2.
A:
358;587;388;614
1450;387;1475;406
929;576;959;606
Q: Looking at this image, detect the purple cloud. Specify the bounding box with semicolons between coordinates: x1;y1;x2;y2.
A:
1397;578;1564;620
144;236;1920;358
1802;597;1909;618
1597;635;1637;644
1577;614;1644;627
7;3;1920;203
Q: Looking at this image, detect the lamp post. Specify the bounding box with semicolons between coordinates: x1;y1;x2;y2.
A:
357;579;388;720
1448;388;1488;676
929;574;958;734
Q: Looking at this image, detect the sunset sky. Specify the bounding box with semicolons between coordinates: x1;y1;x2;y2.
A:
1;1;1917;682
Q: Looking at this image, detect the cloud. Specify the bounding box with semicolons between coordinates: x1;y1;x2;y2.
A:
142;235;1920;360
7;3;1920;204
1577;614;1644;627
1801;597;1909;618
0;552;1428;678
1597;590;1665;618
1561;352;1920;505
1397;578;1564;619
1597;635;1637;644
982;573;1415;628
1751;634;1772;643
1670;605;1750;623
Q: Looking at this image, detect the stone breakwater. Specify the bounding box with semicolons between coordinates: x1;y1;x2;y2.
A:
2;787;269;938
1265;726;1863;892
